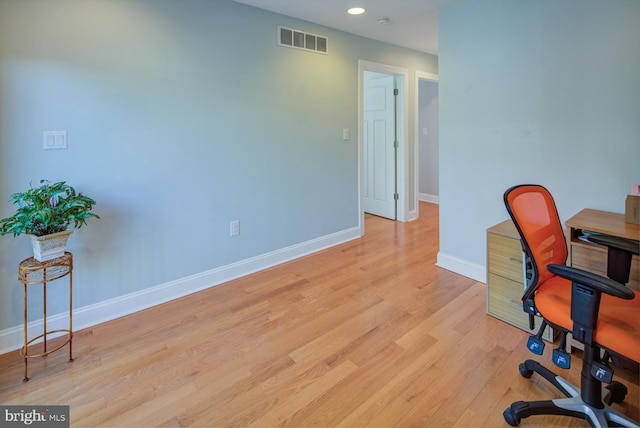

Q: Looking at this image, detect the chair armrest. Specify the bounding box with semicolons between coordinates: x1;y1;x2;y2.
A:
585;233;639;256
547;264;634;300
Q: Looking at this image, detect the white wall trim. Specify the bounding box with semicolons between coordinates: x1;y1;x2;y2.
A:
418;192;439;204
0;226;361;355
436;251;486;283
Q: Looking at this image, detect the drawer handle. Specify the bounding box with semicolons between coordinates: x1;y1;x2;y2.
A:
508;257;523;265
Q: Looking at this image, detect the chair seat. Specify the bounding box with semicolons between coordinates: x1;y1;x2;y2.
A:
536;276;640;362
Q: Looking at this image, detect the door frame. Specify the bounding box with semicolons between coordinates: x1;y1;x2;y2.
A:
358;60;409;235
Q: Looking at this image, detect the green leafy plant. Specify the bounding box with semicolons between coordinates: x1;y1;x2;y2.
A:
0;180;99;237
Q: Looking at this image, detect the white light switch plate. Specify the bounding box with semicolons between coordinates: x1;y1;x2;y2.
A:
230;220;240;237
43;131;68;150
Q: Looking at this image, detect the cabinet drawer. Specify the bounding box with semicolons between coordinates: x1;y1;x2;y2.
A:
487;233;524;283
487;273;553;341
571;244;607;273
571;243;640;290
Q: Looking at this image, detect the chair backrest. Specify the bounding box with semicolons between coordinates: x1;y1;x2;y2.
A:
504;185;568;300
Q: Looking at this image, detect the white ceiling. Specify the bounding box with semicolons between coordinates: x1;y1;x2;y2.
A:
232;0;461;55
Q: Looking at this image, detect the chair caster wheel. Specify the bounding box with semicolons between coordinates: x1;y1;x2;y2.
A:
605;381;627;405
503;407;521;426
519;363;533;378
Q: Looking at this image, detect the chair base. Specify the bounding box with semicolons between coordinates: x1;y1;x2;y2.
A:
503;360;639;428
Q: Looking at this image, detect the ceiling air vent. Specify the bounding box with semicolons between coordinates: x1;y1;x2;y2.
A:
278;26;328;55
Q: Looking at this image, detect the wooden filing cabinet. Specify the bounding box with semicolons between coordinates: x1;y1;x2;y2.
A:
486;220;554;341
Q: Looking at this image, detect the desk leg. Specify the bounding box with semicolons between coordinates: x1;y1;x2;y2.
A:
23;283;28;382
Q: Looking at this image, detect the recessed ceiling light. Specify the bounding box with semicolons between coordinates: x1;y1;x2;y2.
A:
347;7;366;15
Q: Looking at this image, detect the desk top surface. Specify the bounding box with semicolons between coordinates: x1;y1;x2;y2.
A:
565;209;639;240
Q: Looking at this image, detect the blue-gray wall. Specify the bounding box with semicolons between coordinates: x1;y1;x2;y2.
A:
0;0;437;338
438;0;640;280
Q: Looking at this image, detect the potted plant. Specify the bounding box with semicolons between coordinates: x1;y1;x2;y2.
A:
0;179;99;261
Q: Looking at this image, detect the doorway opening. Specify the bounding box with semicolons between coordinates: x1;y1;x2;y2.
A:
363;71;398;220
358;60;408;235
415;71;439;218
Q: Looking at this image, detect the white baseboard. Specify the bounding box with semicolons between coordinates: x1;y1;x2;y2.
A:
0;227;362;355
436;251;486;283
418;193;439;204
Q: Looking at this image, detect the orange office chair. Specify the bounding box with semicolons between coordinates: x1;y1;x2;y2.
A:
502;184;640;427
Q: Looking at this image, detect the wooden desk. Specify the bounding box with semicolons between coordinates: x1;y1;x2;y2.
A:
486;210;638;348
565;209;639;289
565;209;639;351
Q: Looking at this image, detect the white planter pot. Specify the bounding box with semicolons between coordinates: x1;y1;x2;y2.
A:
29;230;73;262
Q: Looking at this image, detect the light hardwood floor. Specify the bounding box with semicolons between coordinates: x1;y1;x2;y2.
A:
0;202;638;427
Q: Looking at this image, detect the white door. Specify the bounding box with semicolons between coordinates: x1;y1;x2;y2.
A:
364;74;396;219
